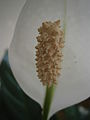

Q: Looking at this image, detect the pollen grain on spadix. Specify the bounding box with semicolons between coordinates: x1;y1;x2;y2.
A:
35;20;64;87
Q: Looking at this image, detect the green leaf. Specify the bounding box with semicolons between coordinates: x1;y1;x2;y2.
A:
0;51;42;120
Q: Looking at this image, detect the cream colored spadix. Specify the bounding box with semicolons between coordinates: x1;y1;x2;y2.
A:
9;0;90;119
35;20;64;86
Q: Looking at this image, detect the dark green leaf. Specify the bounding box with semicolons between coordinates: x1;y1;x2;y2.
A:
0;51;42;120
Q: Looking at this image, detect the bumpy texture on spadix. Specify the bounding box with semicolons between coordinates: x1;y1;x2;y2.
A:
35;20;64;86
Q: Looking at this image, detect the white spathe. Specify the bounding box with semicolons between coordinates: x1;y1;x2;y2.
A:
9;0;90;118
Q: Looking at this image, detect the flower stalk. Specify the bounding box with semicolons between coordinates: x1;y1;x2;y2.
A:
42;85;55;120
35;20;65;120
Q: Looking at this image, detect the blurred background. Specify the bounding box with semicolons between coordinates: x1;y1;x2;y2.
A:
0;0;90;120
0;0;26;62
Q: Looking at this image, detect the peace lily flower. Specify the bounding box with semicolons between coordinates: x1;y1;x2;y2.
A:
9;0;90;119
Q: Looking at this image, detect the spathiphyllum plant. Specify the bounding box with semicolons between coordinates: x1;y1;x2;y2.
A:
9;0;90;120
35;20;64;120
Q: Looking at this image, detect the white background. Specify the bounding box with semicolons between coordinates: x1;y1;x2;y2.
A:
0;0;26;62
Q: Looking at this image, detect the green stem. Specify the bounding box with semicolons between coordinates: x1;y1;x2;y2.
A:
42;85;56;120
